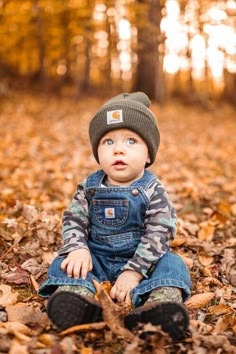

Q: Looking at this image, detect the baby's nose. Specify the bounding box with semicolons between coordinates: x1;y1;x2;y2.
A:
113;142;125;154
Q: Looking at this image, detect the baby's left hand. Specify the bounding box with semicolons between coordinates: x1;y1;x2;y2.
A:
110;270;143;303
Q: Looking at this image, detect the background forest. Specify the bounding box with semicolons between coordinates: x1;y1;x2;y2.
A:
0;0;236;104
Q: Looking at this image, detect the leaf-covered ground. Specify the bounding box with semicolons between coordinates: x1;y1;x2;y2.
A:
0;92;236;353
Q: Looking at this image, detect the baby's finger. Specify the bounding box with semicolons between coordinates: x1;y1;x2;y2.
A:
66;260;78;278
117;290;127;303
81;258;93;279
61;258;69;271
72;262;82;279
110;284;118;299
125;292;132;306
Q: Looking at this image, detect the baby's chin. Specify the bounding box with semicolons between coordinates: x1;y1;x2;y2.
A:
106;172;145;186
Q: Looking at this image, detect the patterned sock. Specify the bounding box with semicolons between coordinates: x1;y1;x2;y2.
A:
57;285;94;298
145;286;182;304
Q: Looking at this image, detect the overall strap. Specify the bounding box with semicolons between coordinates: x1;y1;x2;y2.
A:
85;170;106;189
131;170;157;190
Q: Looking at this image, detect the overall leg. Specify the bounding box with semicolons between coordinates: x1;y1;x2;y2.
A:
39;254;108;329
125;252;191;339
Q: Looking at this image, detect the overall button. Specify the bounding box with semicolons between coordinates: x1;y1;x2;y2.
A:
89;189;96;196
131;188;139;196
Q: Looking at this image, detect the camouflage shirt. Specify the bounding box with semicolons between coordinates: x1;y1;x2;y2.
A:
58;173;177;278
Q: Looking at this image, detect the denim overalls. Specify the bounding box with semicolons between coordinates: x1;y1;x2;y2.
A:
39;170;191;306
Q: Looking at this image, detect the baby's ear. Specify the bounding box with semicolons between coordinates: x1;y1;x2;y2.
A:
146;155;151;164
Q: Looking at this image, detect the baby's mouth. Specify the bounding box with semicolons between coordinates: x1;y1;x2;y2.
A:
113;160;127;166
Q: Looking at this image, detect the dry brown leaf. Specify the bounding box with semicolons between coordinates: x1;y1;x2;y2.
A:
216;201;232;219
9;338;29;354
93;280;135;341
37;333;56;347
42;251;57;266
221;285;233;300
228;263;236;286
231;203;236;215
201;266;213;277
190;319;214;333
29;274;40;292
0;321;31;335
60;336;77;353
170;236;186;247
94;280;112;302
232;320;236;335
198;254;214;266
202;277;223;287
6;303;49;326
60;322;107;336
184;292;215;309
211;212;228;226
13;331;32;344
198;222;215;241
212;314;234;334
0;284;18;307
80;347;94;354
208;304;235;315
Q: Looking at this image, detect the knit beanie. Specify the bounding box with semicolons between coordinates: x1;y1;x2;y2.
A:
89;92;160;167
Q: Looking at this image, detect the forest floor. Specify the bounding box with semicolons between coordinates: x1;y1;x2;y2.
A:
0;92;236;353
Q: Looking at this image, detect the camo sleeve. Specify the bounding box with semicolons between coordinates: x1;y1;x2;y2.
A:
122;178;177;278
58;179;89;256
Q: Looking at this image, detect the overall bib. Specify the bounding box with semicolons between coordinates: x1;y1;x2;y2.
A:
39;170;191;307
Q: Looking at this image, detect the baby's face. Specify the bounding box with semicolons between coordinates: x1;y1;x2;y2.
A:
97;129;150;186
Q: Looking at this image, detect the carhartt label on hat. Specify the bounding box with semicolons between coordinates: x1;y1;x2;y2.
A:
107;110;123;124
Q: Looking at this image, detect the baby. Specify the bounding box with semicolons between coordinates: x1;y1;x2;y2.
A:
39;92;191;339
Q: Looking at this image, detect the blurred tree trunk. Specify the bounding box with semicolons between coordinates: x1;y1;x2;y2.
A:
74;4;94;95
224;70;236;104
135;0;165;102
32;0;45;79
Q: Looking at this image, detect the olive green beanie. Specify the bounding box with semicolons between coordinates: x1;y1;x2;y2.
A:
89;92;160;167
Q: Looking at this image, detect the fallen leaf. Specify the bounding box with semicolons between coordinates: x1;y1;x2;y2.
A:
94;281;112;302
198;222;215;241
9;338;29;354
198;254;214;266
2;265;30;285
190;319;213;333
60;322;107;336
212;314;234;334
0;284;18;307
231;203;236;215
228;263;236;286
37;333;56;346
185;292;215;309
0;321;31;335
93;280;135;341
6;303;49;326
29;274;40;292
208;304;235;315
202;277;223;287
170;236;185;247
21;258;41;275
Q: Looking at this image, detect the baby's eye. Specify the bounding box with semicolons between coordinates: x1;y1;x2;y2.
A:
127;138;136;145
104;138;113;145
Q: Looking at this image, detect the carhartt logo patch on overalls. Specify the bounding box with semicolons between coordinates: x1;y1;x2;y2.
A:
105;208;115;218
107;110;123;124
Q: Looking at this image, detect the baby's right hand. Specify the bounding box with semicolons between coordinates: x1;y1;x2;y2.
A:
61;249;92;279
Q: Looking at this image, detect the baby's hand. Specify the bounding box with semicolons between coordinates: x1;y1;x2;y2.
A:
61;249;92;279
110;270;143;303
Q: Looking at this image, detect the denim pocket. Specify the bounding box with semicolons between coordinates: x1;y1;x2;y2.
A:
93;199;129;226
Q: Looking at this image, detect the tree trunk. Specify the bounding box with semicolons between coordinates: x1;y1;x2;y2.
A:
135;0;165;102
